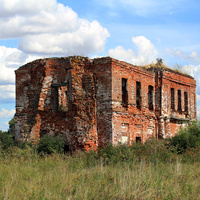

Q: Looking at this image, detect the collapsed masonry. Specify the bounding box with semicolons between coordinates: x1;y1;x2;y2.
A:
15;56;197;151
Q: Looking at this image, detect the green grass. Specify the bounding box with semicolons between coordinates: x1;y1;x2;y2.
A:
0;145;200;200
0;120;200;199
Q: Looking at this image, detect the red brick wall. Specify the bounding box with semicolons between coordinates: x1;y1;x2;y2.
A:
161;70;196;137
93;57;112;147
15;57;98;151
110;59;156;144
15;56;197;151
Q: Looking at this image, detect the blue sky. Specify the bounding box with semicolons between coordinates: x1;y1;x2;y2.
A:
0;0;200;131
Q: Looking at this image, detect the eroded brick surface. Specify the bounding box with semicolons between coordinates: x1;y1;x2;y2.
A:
15;56;197;151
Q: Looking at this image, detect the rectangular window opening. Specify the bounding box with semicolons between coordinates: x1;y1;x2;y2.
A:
122;78;128;107
148;85;154;110
184;92;188;113
136;81;141;109
136;137;141;143
53;85;68;112
178;90;182;112
171;88;175;110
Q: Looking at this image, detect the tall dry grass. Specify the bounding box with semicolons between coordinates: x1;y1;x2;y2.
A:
0;145;200;200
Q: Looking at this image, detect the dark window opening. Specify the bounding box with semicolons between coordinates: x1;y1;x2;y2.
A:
136;81;141;109
52;84;68;112
148;85;154;110
122;78;128;107
136;137;141;143
64;144;70;153
178;90;182;112
40;130;47;138
184;92;188;112
171;88;175;110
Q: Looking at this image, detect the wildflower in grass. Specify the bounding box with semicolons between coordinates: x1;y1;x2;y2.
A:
102;181;105;184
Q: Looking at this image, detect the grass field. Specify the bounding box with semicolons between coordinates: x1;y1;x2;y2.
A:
0;144;200;200
1;121;200;199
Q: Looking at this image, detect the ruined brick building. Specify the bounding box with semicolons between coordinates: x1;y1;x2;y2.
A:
15;56;197;151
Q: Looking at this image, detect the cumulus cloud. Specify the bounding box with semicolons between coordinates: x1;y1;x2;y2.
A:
0;0;110;55
108;36;158;65
0;0;57;17
182;64;200;119
0;108;15;118
168;49;200;64
0;46;40;85
0;85;15;103
19;21;109;55
182;65;200;95
93;0;184;16
0;46;41;102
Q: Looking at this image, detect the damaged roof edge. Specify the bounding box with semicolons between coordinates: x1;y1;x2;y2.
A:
16;56;194;79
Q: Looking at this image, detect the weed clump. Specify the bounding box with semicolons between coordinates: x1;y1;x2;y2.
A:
0;130;16;151
37;134;65;155
168;121;200;153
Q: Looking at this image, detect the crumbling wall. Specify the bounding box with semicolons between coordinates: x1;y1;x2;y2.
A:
69;57;97;151
93;57;113;147
15;60;46;140
15;57;98;151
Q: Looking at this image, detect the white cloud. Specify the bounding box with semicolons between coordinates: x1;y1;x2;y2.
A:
0;46;40;85
197;106;200;119
3;121;9;126
0;85;15;93
168;50;200;98
167;49;200;64
182;65;200;95
181;64;200;119
0;0;57;17
0;0;110;55
0;46;41;103
108;36;158;65
93;0;185;16
18;20;109;55
0;46;19;85
0;85;15;103
197;94;200;102
0;108;15;118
